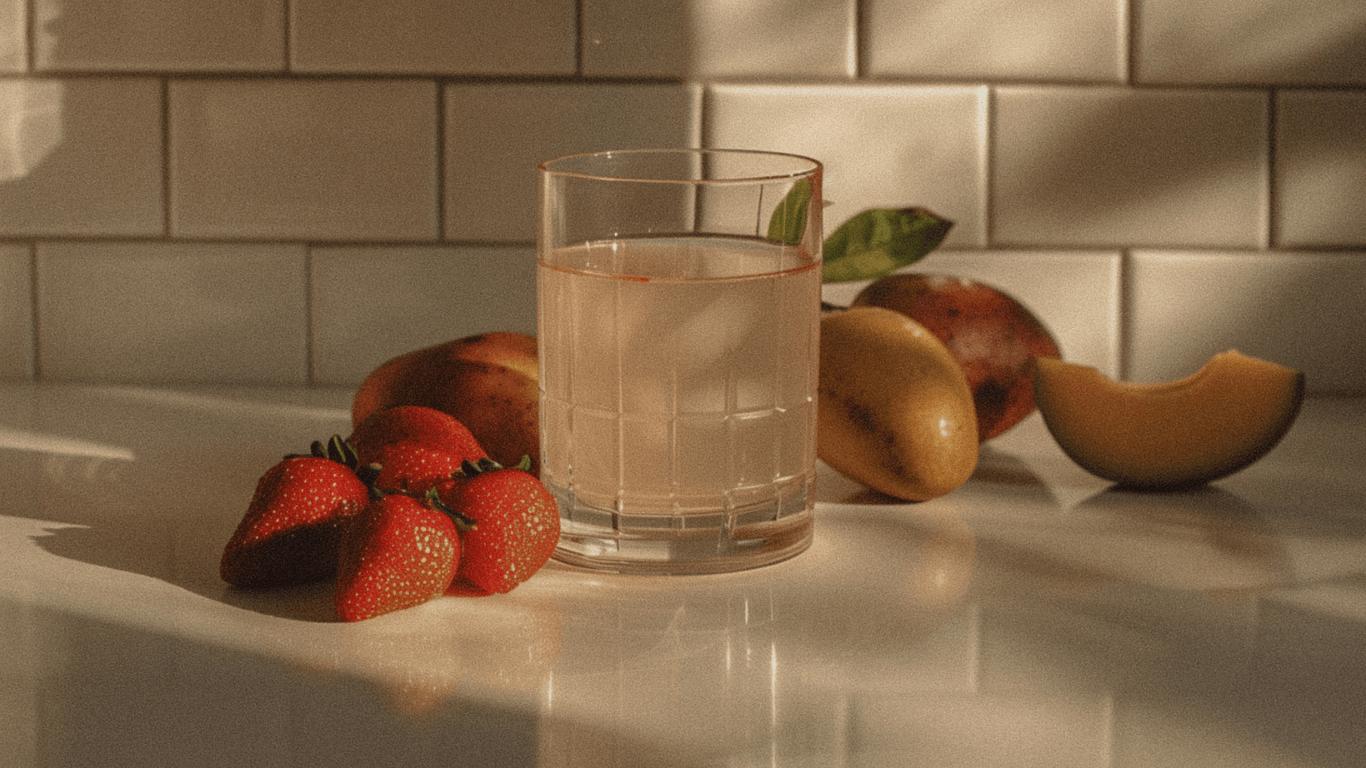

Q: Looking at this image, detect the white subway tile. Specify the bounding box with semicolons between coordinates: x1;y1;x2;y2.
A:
824;250;1123;378
0;244;33;379
992;87;1268;248
1127;251;1366;394
1135;0;1366;85
582;0;854;79
169;79;438;240
0;78;163;237
865;0;1124;82
707;84;988;247
291;0;574;75
33;0;284;72
1274;90;1366;248
36;242;308;384
310;245;536;386
444;83;700;242
0;0;23;72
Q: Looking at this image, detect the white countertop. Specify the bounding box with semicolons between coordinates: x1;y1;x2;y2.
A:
1;383;1364;767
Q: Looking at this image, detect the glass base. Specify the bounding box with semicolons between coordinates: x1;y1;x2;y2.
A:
548;483;814;575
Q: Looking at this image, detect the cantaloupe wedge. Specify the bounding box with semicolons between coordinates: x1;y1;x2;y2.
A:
1033;352;1305;489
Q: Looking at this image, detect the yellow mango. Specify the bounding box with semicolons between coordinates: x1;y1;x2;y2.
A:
819;307;978;501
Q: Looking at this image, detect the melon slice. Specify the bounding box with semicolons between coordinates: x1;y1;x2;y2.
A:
1033;352;1305;489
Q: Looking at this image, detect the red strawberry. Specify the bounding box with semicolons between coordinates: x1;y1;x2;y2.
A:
334;492;462;622
369;440;469;496
434;458;560;595
221;436;371;588
348;405;486;468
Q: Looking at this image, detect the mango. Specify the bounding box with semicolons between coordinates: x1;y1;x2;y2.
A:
852;273;1061;442
818;306;979;501
352;332;540;474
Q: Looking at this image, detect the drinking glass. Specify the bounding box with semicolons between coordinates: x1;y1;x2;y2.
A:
537;148;823;574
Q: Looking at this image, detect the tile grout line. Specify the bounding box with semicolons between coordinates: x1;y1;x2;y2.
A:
24;0;35;72
304;245;316;386
161;77;172;237
574;0;584;77
981;85;995;248
852;0;866;80
5;71;1364;92
1265;89;1279;250
1121;0;1136;84
697;84;711;149
1117;249;1133;381
28;242;41;380
282;0;292;72
435;80;447;241
24;2;39;380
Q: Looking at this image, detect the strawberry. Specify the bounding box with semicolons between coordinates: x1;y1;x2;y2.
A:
434;458;560;595
221;436;373;588
369;440;470;496
334;492;463;622
348;405;486;468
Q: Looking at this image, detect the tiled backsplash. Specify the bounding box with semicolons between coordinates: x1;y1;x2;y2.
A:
1;0;1363;394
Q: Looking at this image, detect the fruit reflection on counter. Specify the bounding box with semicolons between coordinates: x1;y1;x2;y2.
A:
1033;352;1306;489
818;306;979;501
851;273;1061;442
222;405;559;621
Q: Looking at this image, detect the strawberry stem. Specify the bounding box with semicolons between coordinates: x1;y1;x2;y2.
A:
326;435;359;466
459;457;503;477
293;434;361;469
355;462;381;488
425;488;478;530
457;455;534;476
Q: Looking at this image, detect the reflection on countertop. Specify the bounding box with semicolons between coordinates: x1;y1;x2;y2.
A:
0;383;1363;767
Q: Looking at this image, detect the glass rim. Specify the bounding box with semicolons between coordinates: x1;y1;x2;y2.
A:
538;148;822;184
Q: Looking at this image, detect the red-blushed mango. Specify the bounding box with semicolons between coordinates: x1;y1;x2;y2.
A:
352;332;539;475
853;273;1061;442
819;307;978;501
1033;351;1305;489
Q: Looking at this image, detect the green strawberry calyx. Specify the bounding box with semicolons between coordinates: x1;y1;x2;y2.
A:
285;433;353;464
422;487;478;531
414;455;535;533
456;455;533;477
284;434;382;488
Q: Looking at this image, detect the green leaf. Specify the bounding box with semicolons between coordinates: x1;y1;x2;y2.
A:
821;208;953;282
766;178;813;245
